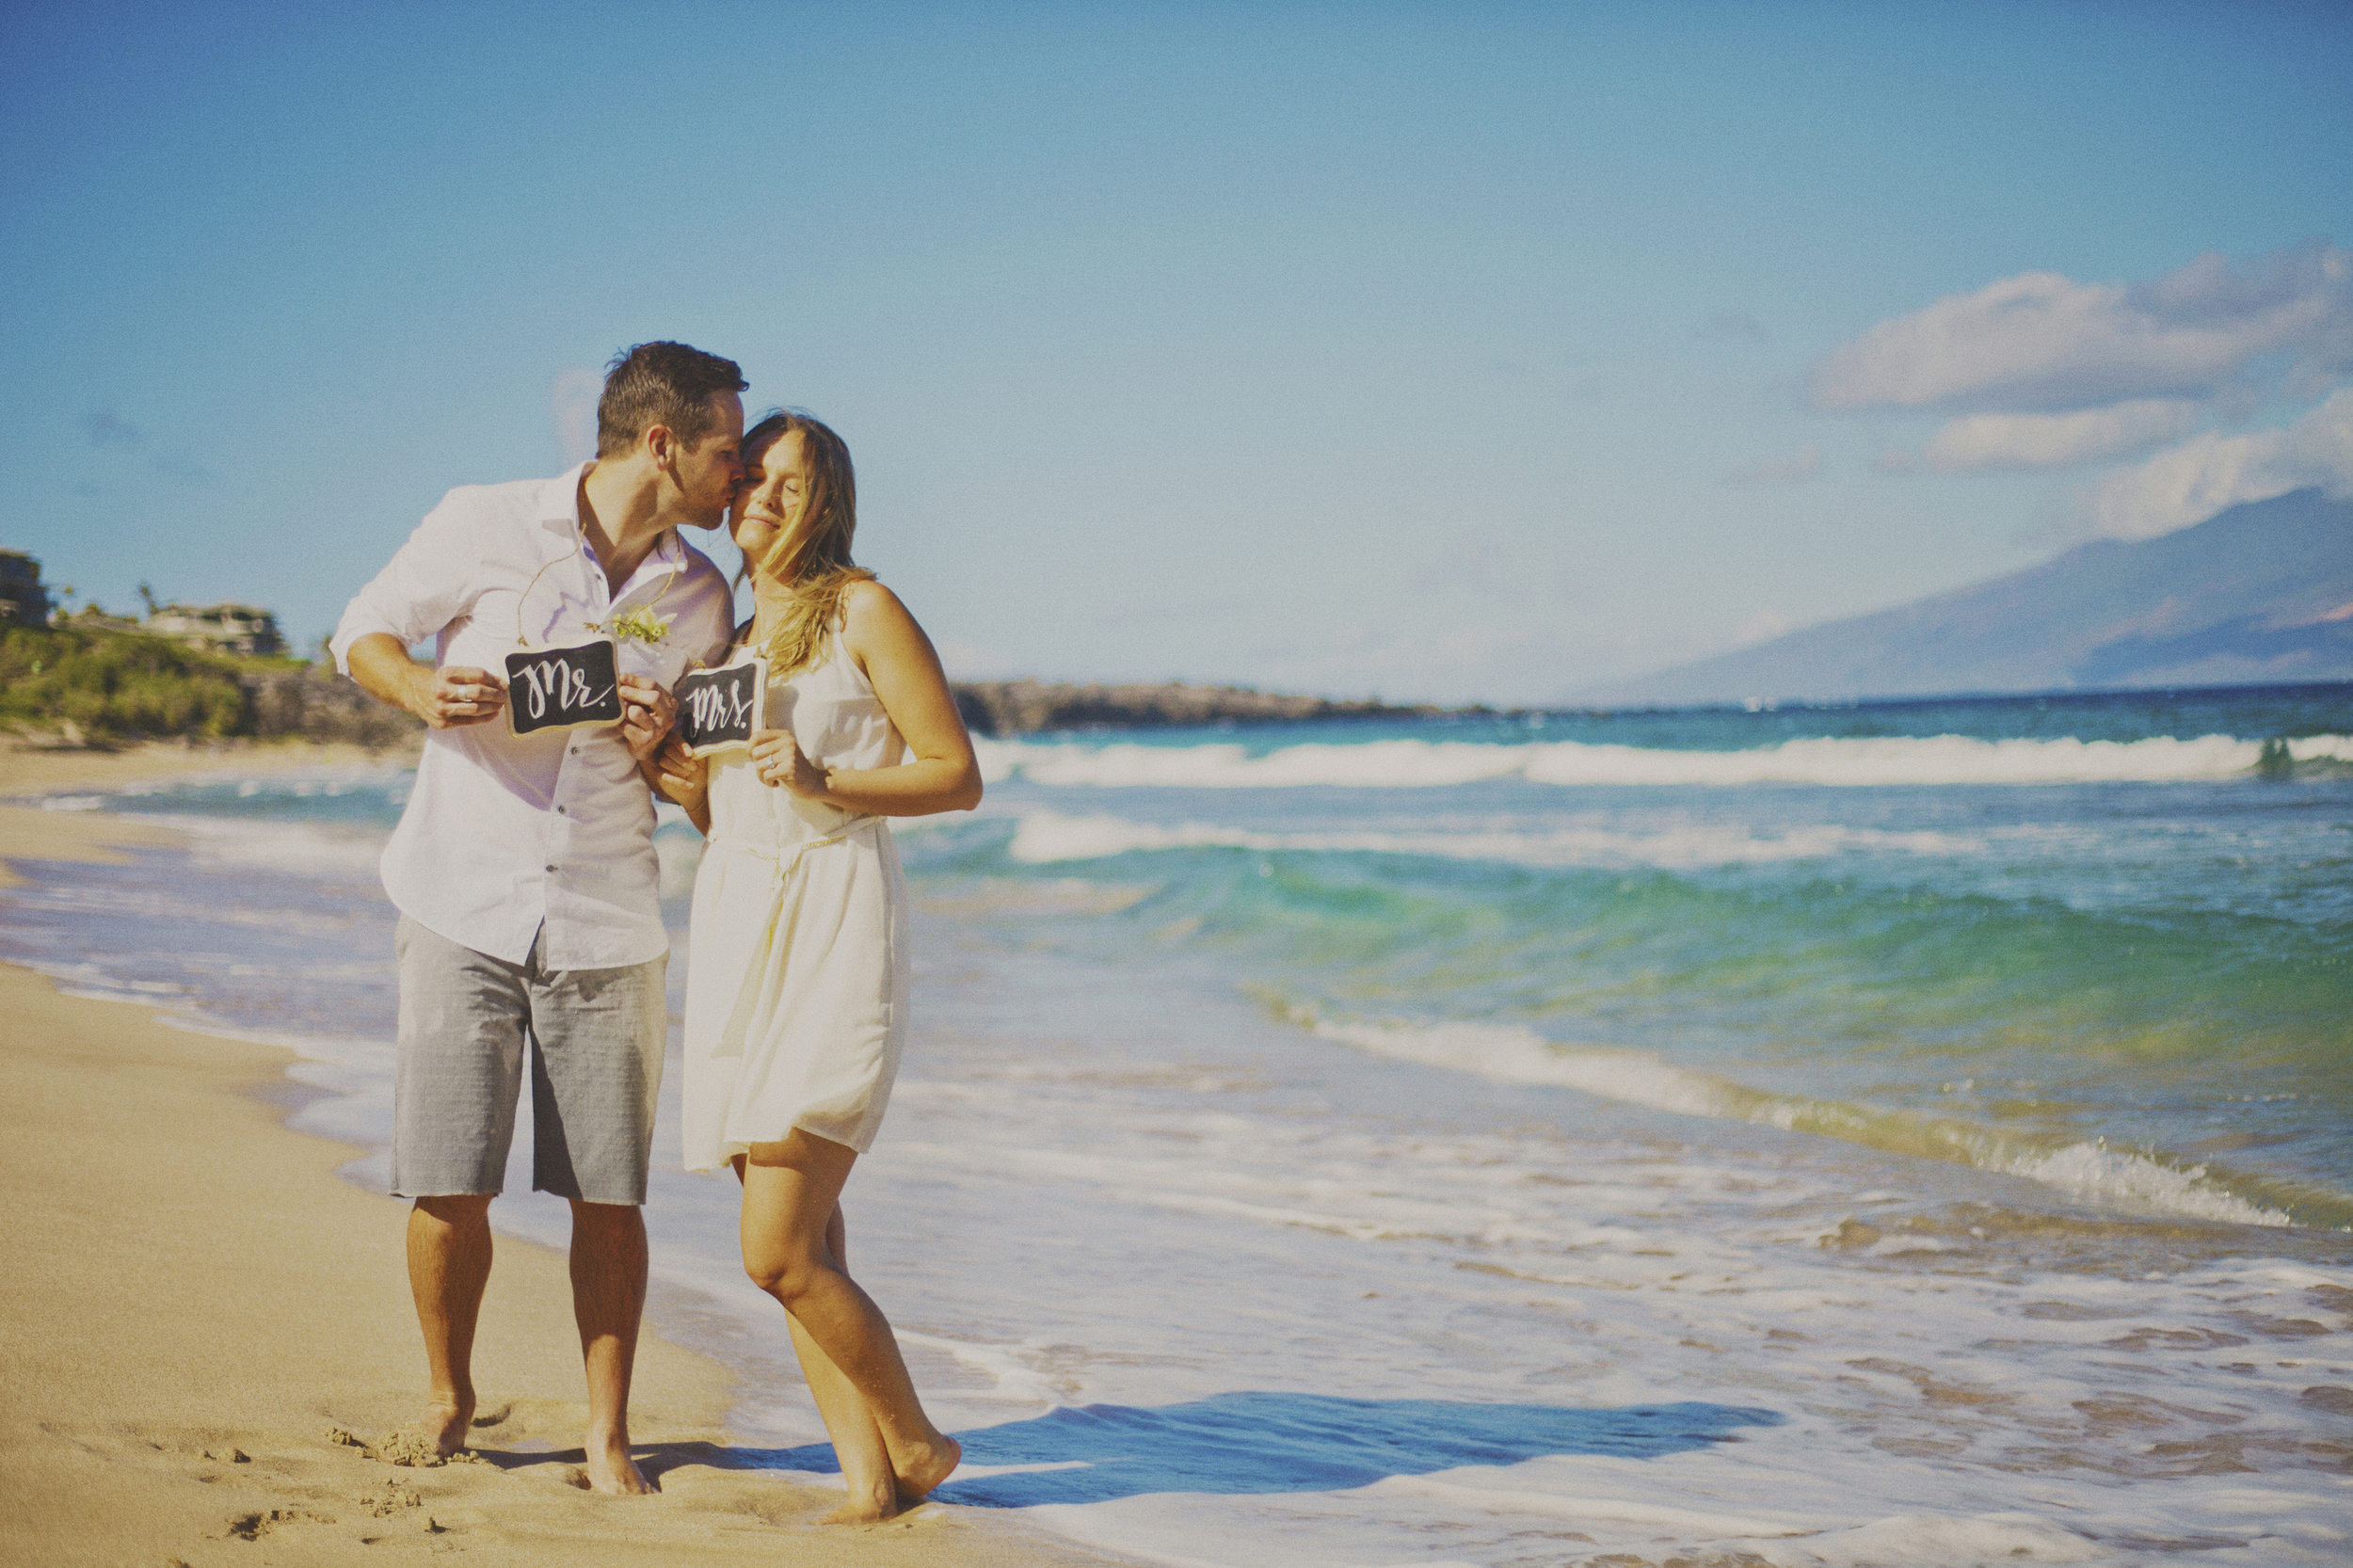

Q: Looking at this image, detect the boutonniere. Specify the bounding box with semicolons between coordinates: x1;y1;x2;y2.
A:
598;606;675;646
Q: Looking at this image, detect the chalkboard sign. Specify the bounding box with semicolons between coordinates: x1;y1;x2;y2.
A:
674;656;767;756
504;638;624;736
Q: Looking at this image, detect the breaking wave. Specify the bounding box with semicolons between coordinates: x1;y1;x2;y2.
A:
1004;808;1982;869
1302;1014;2320;1229
975;731;2353;790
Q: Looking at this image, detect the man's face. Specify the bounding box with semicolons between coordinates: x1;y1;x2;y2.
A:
671;391;745;530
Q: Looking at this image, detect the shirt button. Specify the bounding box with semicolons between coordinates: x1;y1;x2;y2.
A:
569;746;579;756
544;864;557;873
557;805;568;814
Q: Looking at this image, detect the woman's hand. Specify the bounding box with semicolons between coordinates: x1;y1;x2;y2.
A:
648;734;712;833
616;673;678;764
749;728;831;800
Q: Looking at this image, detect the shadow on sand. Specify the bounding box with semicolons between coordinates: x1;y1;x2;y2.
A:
738;1392;1785;1506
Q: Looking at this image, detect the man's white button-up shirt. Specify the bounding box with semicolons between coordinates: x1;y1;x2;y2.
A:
331;464;736;970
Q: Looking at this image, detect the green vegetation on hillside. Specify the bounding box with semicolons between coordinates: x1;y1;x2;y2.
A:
1;624;261;739
2;624;422;746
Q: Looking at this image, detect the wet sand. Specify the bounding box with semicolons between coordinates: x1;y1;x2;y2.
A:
0;742;1127;1567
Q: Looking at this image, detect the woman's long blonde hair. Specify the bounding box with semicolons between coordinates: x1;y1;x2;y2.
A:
741;410;873;678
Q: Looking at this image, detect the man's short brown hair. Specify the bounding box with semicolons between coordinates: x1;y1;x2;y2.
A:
596;342;748;458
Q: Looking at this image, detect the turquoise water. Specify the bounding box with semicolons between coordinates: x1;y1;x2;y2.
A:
7;681;2351;1564
15;684;2351;1225
926;684;2353;1231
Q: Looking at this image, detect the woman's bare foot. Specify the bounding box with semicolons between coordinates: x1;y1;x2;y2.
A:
583;1429;653;1496
817;1484;900;1525
892;1434;961;1507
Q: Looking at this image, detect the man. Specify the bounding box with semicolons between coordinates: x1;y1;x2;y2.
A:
331;342;745;1493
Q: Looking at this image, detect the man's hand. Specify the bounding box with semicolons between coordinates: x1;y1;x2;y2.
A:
749;728;830;799
617;673;677;765
346;634;512;730
414;665;509;728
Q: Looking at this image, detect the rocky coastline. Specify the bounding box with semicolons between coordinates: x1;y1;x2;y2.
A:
950;680;1443;736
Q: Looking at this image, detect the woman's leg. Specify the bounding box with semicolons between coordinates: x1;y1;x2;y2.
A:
733;1158;892;1519
735;1129;961;1513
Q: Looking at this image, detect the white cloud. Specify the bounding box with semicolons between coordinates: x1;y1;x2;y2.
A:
1810;240;2352;414
549;367;601;465
1888;399;2200;472
1719;442;1820;487
2073;387;2353;541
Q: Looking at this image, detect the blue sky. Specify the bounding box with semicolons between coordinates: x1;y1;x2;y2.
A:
4;1;2347;704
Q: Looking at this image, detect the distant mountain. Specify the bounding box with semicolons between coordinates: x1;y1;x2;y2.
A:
1573;488;2353;707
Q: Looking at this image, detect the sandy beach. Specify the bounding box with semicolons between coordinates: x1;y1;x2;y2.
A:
0;740;1126;1567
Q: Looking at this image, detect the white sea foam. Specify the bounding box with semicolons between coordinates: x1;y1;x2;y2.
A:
1996;1140;2293;1228
1308;1015;2297;1228
127;810;391;880
1004;808;1977;869
1741;1512;2109;1566
977;730;2353;790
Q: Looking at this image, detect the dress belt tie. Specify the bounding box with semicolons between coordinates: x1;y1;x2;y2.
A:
710;816;882;889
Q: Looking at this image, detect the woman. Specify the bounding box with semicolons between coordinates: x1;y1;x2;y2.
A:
653;410;982;1522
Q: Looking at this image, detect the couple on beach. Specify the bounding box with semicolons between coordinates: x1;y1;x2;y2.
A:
329;341;978;1522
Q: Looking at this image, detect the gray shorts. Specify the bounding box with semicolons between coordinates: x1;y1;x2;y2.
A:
392;916;666;1206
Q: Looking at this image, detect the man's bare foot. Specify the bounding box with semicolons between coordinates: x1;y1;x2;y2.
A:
413;1396;473;1457
892;1434;960;1507
583;1430;653;1496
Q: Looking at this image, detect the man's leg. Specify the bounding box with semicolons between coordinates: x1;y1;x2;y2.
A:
407;1193;494;1453
391;916;529;1453
525;942;667;1495
569;1199;649;1493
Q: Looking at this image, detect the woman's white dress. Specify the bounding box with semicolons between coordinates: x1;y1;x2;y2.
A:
680;631;908;1168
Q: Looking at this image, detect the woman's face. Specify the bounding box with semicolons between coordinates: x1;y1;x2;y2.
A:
729;428;810;571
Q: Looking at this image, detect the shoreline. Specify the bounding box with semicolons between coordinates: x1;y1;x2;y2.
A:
0;732;422;788
0;745;1128;1566
0;738;407;886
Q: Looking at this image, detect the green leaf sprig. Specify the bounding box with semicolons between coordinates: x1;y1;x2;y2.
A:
599;606;675;646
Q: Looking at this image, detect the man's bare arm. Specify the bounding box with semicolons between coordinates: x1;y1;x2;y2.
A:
345;632;509;729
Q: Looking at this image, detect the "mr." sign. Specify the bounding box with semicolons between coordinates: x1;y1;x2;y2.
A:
674;657;766;756
504;638;624;736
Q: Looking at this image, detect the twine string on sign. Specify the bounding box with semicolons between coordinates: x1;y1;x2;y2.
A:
513;532;680;648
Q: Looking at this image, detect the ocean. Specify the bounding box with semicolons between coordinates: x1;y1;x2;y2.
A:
5;683;2350;1567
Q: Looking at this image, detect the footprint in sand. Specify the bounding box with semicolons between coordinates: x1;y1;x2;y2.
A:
361;1478;424;1518
324;1423;482;1467
226;1507;335;1540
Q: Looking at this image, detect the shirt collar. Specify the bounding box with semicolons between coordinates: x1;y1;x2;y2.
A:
647;526;686;574
537;465;687;577
539;462;594;538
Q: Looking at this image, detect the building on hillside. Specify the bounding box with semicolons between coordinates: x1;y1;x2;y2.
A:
1;549;53;628
146;601;285;656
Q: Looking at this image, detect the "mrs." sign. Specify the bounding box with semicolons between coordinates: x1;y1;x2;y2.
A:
504;638;624;736
673;657;766;756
